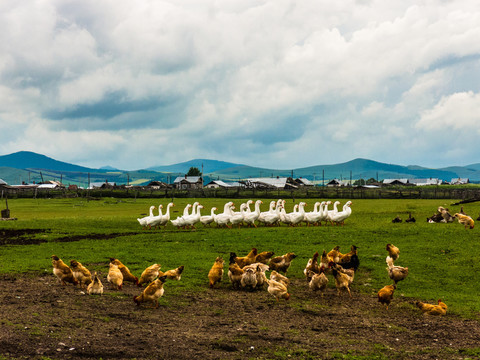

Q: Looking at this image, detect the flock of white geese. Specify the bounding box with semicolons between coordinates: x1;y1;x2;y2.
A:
137;199;352;229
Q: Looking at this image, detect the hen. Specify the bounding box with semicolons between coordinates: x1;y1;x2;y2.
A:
51;255;78;286
70;259;92;288
263;273;290;301
331;264;353;297
270;271;290;287
228;254;244;289
240;267;257;290
160;265;185;281
87;272;104;295
416;299;448;315
138;263;162;286
232;248;258;268
133;275;167;308
386;256;409;284
268;252;297;274
454;213;475;229
208;257;224;288
378;284;396;310
107;263;123;290
386;243;400;261
308;270;328;296
110;258;139;285
254;251;275;264
304;251;320;282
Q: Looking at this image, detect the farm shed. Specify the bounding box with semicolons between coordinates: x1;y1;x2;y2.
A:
146;181;170;189
408;178;442;186
382;179;410;186
205;180;232;189
294;177;314;187
450;178;469;185
326;179;351;187
242;177;298;190
173;176;203;190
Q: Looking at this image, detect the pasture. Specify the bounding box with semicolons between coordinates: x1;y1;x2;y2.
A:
1;197;480;359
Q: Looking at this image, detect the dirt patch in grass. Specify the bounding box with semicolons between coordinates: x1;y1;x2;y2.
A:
1;274;480;360
0;229;140;245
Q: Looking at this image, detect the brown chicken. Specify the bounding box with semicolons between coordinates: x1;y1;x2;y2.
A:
110;258;138;285
87;272;104;295
303;251;320;282
378;284;396;310
416;299;448;315
160;265;185;281
386;243;400;261
338;245;358;264
138;263;162;286
228;254;244;289
270;270;290;287
133;275;167;308
386;256;409;284
51;255;78;286
308;270;328;296
232;248;258;268
70;259;92;288
331;264;353;297
240;267;257;290
243;263;269;288
254;251;275;264
268;252;297;274
454;213;475;229
208;257;224;288
327;246;342;263
107;263;123;290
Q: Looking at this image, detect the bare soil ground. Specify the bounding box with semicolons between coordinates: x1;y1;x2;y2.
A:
1;273;480;360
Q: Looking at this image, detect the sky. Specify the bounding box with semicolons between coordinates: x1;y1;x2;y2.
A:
1;0;480;171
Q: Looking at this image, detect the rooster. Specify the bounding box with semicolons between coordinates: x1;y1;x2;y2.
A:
51;255;78;286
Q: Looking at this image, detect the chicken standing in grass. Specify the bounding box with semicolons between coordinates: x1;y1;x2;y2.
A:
51;255;78;286
138;264;162;286
87;272;104;295
208;257;224;288
378;284;396;310
454;213;475;229
386;256;409;284
134;275;167;308
160;265;185;281
228;255;244;289
268;252;297;274
386;243;400;261
70;259;92;288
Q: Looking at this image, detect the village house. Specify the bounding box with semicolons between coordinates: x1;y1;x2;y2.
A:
173;176;203;190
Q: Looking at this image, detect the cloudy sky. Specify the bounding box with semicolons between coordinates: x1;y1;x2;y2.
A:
1;0;480;170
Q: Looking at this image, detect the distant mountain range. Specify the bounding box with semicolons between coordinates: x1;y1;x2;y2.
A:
0;151;478;186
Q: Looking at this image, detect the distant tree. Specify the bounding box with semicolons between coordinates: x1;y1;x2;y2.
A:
187;167;202;176
353;179;366;186
366;177;377;184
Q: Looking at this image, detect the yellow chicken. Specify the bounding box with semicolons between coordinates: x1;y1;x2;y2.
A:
386;243;400;261
331;265;353;297
327;246;342;263
270;271;290;287
454;213;475;229
107;263;123;290
87;272;104;295
51;255;78;286
416;299;448;315
70;259;93;288
254;251;275;264
303;251;320;282
378;284;396;310
308;270;328;296
232;248;258;268
208;257;224;288
386;256;409;284
138;263;162;286
110;258;138;285
134;275;167;308
160;265;184;281
263;273;290;301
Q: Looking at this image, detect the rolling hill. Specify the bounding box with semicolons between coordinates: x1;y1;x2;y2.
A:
0;151;478;186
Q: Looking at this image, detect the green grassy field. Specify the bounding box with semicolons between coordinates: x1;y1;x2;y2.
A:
0;197;479;317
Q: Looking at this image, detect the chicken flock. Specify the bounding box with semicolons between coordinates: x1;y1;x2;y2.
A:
137;199;353;230
52;240;445;315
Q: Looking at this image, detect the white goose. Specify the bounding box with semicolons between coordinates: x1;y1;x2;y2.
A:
331;201;352;226
263;202;282;226
149;204;164;229
304;202;323;226
214;201;234;228
244;200;254;213
137;205;156;229
200;207;217;226
243;200;262;227
183;204;203;229
326;201;340;225
229;203;247;228
159;202;174;227
258;200;277;225
289;202;307;226
171;203;192;229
